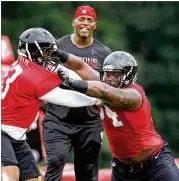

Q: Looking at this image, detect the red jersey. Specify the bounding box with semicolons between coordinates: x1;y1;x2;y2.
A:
2;56;62;128
101;84;163;159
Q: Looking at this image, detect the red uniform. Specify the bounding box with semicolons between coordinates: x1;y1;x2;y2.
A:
2;56;62;128
101;83;163;159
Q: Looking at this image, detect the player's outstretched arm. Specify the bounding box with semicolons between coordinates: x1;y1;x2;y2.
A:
39;87;102;107
84;81;142;110
66;53;100;81
56;49;99;80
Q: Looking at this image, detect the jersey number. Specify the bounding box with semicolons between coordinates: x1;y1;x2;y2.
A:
2;64;23;99
101;106;124;127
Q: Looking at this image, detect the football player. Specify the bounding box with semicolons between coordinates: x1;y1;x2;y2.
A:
43;5;112;181
58;51;179;181
1;27;101;181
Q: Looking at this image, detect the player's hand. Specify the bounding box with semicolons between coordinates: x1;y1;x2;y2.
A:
57;66;69;80
57;67;88;94
57;67;75;88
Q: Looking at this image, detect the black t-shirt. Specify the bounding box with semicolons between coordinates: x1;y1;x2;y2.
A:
47;35;112;126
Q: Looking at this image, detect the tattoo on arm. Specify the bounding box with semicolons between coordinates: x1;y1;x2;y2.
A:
86;81;142;110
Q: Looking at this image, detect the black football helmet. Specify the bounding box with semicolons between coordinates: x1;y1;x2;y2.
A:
101;51;138;88
17;27;59;71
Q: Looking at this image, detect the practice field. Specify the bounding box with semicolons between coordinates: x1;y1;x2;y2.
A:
38;160;179;181
39;163;111;181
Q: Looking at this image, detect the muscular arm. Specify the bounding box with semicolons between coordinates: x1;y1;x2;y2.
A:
85;81;142;110
64;53;100;81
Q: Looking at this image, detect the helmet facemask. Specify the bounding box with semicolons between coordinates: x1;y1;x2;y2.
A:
18;41;60;72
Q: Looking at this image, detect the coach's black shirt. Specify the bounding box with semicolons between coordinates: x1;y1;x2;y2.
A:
47;35;112;125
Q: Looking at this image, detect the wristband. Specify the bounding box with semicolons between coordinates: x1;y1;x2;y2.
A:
69;79;88;94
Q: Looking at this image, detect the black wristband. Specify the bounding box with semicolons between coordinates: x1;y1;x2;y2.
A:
69;79;88;94
58;49;69;63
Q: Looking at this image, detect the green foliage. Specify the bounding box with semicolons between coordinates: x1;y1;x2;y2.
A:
2;1;179;167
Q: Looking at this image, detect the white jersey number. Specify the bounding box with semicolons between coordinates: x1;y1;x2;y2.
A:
2;64;23;99
101;106;124;127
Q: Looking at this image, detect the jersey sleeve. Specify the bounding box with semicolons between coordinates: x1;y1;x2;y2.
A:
95;39;112;59
100;46;112;64
34;73;62;98
56;38;64;49
104;46;112;56
131;84;145;97
56;35;70;49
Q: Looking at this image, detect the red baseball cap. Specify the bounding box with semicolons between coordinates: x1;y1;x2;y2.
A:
74;5;97;21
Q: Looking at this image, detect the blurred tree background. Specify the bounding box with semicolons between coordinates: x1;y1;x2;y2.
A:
2;1;179;168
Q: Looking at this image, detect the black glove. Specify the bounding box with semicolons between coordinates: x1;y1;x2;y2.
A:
57;67;88;94
57;67;72;88
51;49;69;63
